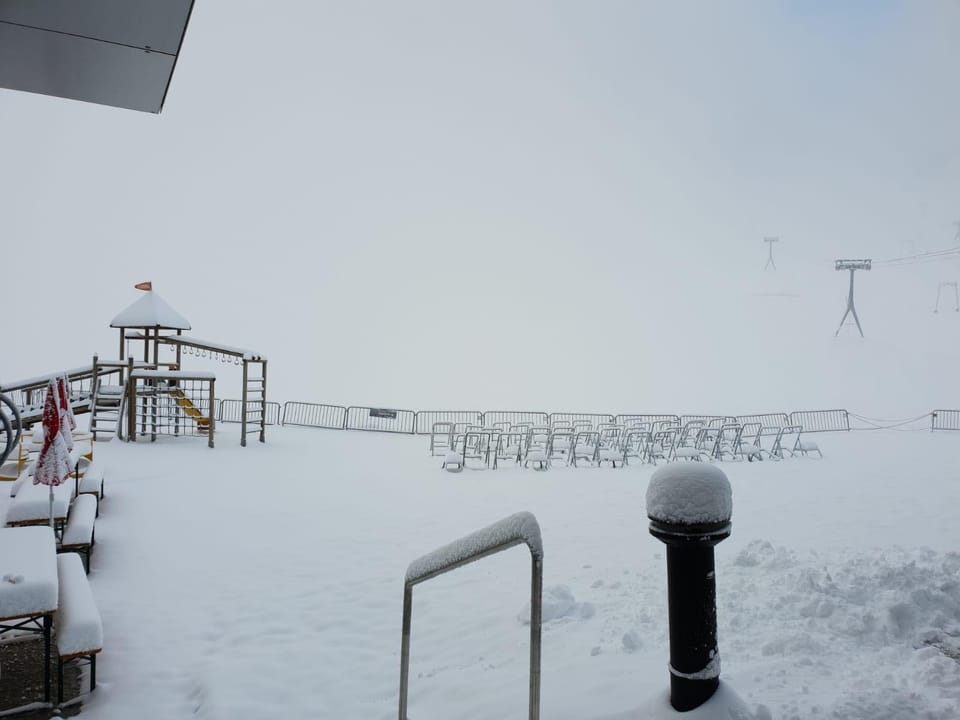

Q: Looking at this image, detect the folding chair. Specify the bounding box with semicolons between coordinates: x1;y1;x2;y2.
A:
733;422;765;461
621;429;650;465
711;423;743;461
570;431;600;467
496;431;525;465
770;425;803;459
429;422;454;456
647;428;677;465
597;427;625;467
548;430;574;462
522;428;551;470
791;427;822;458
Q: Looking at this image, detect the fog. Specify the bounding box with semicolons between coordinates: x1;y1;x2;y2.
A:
3;1;959;415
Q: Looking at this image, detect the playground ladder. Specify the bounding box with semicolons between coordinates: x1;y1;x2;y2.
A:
90;380;125;441
241;359;268;447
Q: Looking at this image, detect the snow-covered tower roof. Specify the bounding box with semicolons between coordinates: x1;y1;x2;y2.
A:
110;291;191;330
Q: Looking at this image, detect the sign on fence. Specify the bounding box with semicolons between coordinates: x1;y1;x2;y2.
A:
346;406;416;434
370;408;398;420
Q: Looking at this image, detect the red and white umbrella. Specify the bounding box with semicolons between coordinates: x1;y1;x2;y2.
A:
33;379;72;529
56;375;75;453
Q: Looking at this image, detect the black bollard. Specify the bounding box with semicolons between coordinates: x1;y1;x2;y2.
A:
647;464;732;712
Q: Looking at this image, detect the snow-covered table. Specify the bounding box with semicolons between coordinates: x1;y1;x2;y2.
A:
4;478;74;529
0;526;59;703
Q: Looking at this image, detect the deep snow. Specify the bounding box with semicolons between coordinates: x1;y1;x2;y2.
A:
2;423;956;719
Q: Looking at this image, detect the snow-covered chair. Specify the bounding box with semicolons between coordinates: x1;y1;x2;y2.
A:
570;431;600;467
734;422;765;461
647;428;678;465
429;422;454;456
710;423;743;461
770;425;803;459
621;429;650;465
522;428;551;470
548;430;574;462
791;429;822;458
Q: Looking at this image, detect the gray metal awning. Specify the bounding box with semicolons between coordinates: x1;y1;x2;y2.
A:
0;0;196;113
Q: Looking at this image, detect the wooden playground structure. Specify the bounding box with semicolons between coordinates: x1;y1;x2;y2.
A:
0;289;268;448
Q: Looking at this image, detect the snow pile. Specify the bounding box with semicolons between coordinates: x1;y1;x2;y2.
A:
721;541;960;719
406;511;542;584
517;585;595;625
646;464;732;525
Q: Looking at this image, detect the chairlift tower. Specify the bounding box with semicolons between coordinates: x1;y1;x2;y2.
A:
763;237;779;271
834;259;872;337
934;282;960;313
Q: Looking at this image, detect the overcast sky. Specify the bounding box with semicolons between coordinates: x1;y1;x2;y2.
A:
3;1;959;412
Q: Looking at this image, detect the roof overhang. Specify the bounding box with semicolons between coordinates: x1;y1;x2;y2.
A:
0;0;196;113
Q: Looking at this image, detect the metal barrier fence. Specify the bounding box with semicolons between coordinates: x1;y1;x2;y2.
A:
483;411;550;428
615;414;680;426
736;413;790;430
345;406;416;434
415;411;483;435
201;401;864;437
788;409;850;433
548;412;615;429
931;410;960;431
219;399;281;425
281;401;347;429
680;414;737;427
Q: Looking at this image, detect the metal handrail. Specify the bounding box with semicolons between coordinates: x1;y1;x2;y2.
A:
399;512;543;720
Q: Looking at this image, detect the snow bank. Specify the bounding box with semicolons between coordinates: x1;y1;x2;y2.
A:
646;464;732;525
406;511;542;584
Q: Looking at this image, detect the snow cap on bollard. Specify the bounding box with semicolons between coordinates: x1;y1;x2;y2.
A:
646;463;732;532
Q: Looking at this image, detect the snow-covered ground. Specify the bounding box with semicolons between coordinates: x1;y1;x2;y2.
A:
5;423;957;719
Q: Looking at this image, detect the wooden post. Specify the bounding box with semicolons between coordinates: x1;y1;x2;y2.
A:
127;370;136;443
176;329;183;371
208;377;216;449
260;359;267;443
241;359;248;447
152;327;159;368
119;329;125;360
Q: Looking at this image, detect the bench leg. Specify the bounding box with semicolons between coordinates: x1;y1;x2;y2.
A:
44;614;52;704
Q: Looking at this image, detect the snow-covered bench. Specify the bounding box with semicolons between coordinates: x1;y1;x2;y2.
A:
75;463;105;514
59;495;97;573
55;552;103;704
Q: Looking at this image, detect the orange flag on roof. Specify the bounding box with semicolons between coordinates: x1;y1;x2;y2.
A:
134;281;153;291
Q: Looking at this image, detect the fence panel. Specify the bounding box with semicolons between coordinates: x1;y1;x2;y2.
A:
931;410;960;431
219;399;281;425
789;409;850;433
346;406;416;434
282;402;347;429
483;411;549;428
736;413;789;430
415;411;483;434
680;414;736;427
548;412;615;429
192;397;221;419
615;414;680;426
